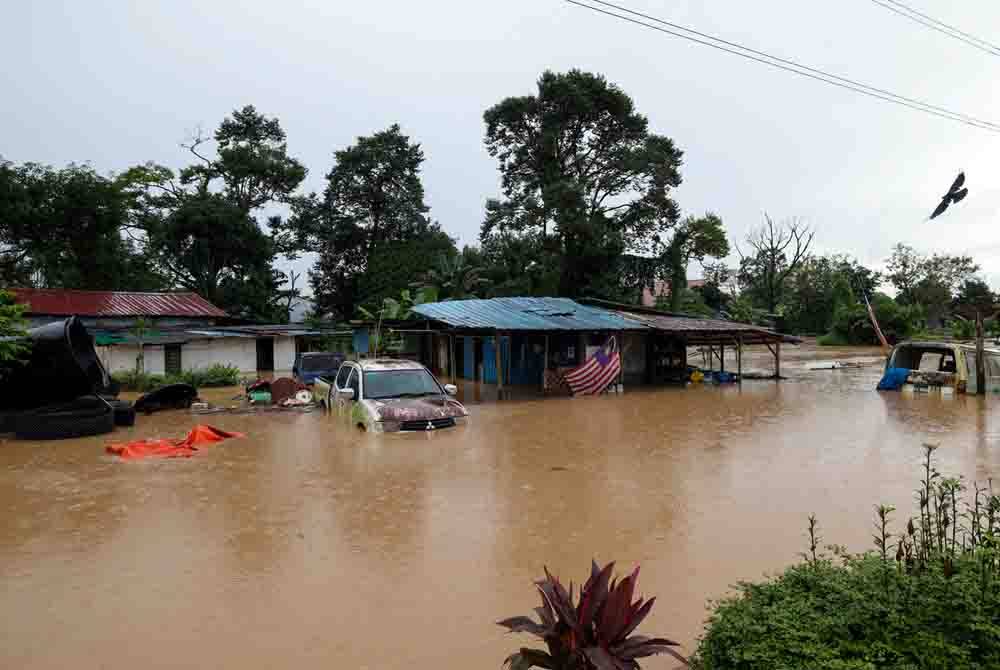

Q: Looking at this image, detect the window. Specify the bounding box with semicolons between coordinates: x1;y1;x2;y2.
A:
335;364;352;389
347;369;360;399
301;354;342;372
362;369;442;400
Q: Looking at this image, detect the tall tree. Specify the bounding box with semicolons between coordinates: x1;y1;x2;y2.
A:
0;160;163;289
953;278;995;318
737;214;814;313
885;243;979;324
481;70;684;298
291;124;439;319
662;213;729;311
129;105;306;319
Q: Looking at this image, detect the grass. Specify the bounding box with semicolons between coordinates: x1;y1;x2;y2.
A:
816;332;850;346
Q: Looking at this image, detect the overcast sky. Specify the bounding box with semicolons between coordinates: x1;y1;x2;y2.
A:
4;0;1000;292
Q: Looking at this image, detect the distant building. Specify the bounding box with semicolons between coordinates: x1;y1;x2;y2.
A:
11;289;333;376
640;278;708;307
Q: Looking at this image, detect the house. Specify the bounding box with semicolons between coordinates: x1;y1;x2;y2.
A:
349;297;797;395
641;278;707;307
10;289;336;376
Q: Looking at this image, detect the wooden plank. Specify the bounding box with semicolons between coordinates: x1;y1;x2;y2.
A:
543;334;549;391
977;312;986;395
495;331;504;399
737;337;742;384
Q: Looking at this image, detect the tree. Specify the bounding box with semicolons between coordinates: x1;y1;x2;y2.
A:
292;124;437;319
0;290;29;371
781;255;880;334
885;244;980;327
481;70;684;299
737;214;814;313
662;213;729;311
0;160;164;289
953;278;995;318
129;105;306;320
885;243;924;306
421;246;492;300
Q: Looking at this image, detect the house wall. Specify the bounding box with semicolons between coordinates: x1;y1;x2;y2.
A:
98;335;298;376
99;344;167;375
621;333;648;386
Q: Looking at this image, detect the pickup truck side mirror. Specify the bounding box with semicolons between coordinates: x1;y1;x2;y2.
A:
339;387;355;400
444;384;458;396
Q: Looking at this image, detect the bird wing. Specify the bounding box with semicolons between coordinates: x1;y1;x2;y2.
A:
951;187;969;204
948;172;966;194
929;198;950;220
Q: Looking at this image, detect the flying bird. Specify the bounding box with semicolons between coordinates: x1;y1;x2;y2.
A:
929;171;968;220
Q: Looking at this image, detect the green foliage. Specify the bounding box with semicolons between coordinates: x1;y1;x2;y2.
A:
664;213;729;311
886;244;980;324
0;160;165;289
828;294;922;345
782;255;880;335
499;561;687;669
816;331;851;347
420;246;491;300
481;70;684;300
694;446;1000;670
291;124;440;320
0;290;29;371
953;278;996;319
952;318;977;341
128;105;305;321
112;363;241;392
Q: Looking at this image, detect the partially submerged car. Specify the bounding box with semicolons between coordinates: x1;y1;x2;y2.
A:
293;351;346;385
314;359;468;432
879;340;1000;393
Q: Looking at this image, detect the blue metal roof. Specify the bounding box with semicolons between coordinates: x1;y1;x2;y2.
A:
411;297;645;331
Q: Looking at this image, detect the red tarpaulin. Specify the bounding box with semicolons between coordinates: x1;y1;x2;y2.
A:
106;424;245;460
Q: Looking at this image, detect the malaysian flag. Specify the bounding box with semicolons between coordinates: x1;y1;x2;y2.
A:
563;338;621;396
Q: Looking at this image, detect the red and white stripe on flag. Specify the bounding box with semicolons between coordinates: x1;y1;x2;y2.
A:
563;342;621;396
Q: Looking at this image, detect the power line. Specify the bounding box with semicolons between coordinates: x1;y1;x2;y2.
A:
565;0;1000;133
870;0;1000;57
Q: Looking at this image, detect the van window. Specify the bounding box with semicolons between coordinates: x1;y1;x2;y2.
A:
335;364;352;389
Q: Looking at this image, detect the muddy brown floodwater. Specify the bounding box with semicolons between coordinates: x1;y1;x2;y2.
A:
3;344;1000;668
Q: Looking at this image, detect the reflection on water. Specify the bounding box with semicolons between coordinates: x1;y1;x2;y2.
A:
2;355;999;668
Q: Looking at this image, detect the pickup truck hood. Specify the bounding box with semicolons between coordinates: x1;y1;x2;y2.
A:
366;396;468;422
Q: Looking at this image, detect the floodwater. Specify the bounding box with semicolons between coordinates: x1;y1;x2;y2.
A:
3;343;1000;669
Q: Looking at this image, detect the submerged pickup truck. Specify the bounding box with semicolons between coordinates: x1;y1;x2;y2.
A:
315;358;468;432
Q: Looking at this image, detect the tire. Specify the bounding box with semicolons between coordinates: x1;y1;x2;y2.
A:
13;396;115;440
106;400;136;427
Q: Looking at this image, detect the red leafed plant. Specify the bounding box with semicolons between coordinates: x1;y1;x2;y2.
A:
498;561;688;669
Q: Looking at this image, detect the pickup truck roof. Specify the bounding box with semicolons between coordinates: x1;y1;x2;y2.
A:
346;358;426;372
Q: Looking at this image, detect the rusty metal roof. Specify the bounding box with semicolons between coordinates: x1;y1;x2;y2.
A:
412;297;645;331
11;289;228;318
609;307;801;345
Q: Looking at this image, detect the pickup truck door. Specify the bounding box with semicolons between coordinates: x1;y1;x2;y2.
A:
336;367;360;408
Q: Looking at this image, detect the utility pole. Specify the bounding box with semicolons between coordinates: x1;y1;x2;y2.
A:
976;311;986;395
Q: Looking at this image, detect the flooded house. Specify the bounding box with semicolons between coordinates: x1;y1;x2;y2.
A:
10;288;339;376
352;297;798;395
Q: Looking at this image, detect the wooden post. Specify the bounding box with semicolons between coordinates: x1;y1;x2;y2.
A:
618;330;625;393
737;336;743;384
720;343;725;373
449;334;457;385
775;341;782;380
495;331;504;400
543;334;549;392
977;311;986;395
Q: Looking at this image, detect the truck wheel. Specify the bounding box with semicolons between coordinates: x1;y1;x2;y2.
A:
13;396;115;440
106;399;136;427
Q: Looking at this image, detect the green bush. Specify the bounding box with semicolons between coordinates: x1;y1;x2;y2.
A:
952;318;976;341
694;446;1000;670
112;364;241;392
827;295;922;345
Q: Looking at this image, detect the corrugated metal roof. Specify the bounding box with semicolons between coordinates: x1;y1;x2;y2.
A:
11;289;228;318
412;297;645;331
612;309;801;344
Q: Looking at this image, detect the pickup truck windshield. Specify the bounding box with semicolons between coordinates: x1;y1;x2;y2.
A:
300;354;340;371
363;370;441;400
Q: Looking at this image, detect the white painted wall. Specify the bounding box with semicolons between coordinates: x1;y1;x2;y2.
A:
98;344;166;375
98;335;298;376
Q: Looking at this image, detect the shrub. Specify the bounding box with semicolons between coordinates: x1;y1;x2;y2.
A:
827;295;922;345
816;332;850;347
499;561;687;669
112;364;241;392
952;318;976;341
693;446;1000;670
